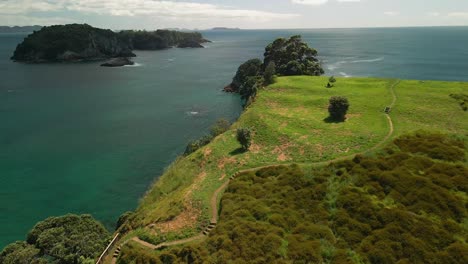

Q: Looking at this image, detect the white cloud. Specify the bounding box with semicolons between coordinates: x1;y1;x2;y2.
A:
291;0;360;5
0;0;63;14
448;12;468;18
0;15;74;26
0;0;299;22
384;11;399;16
427;12;440;17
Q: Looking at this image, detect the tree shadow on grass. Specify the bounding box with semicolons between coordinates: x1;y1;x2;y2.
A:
323;116;346;124
229;148;246;156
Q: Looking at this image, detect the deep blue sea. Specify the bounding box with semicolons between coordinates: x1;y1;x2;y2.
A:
1;27;468;248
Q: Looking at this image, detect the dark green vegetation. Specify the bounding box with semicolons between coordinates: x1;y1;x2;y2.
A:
184;119;232;156
263;62;277;86
450;93;468;111
0;214;110;264
11;24;135;62
124;76;467;243
118;30;208;50
328;76;337;88
328;96;350;121
236;128;252;151
225;35;323;100
118;132;468;264
264;35;324;76
11;24;209;62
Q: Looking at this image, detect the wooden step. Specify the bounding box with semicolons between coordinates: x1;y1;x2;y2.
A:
203;231;209;236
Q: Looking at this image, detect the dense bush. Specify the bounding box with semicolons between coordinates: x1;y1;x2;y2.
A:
227;35;323;103
230;59;263;91
263;62;277;85
236;128;252;151
0;214;110;264
129;132;467;263
264;35;324;76
184;119;231;156
209;118;231;137
328;96;350;121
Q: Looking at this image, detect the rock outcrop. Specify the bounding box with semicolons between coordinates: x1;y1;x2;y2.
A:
177;40;204;48
100;57;135;67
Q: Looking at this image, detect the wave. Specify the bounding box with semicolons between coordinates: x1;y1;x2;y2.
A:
326;57;384;71
124;63;142;67
350;57;384;63
339;72;351;78
186;111;199;116
327;60;347;70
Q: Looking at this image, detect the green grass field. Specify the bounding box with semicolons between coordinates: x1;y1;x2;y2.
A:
122;76;467;248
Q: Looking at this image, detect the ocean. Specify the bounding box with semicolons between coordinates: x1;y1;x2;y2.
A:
1;27;468;248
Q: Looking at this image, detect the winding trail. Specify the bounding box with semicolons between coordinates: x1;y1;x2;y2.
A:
102;80;400;263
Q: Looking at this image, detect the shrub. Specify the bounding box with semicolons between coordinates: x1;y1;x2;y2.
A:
263;62;276;85
327;76;337;88
184;135;213;156
1;214;110;264
230;59;263;91
236;128;252;151
210;118;231;137
328;96;350;121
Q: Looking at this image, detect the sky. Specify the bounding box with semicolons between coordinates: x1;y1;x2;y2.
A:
1;0;468;29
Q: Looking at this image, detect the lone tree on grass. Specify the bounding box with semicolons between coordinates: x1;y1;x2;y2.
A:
328;96;350;121
236;128;252;151
327;76;336;88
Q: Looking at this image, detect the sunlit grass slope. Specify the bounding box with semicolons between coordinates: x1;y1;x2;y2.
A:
125;76;467;246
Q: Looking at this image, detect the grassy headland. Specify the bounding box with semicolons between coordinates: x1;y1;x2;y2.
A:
113;76;466;263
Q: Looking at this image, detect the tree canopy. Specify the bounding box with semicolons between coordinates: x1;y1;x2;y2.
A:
227;35;323;103
264;35;324;76
0;214;110;264
231;58;263;90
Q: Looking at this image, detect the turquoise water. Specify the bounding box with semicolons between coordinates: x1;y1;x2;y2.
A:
1;27;468;248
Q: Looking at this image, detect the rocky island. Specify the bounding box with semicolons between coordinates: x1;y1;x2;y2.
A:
11;24;210;64
11;24;135;63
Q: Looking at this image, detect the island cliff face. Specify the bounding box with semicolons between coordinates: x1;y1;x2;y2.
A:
11;24;210;63
11;24;135;63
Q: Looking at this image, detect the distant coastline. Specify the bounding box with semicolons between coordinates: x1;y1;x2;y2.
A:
0;26;42;33
211;27;241;31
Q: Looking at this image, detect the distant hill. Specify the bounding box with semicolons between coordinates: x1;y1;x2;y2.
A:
0;26;42;33
211;27;241;30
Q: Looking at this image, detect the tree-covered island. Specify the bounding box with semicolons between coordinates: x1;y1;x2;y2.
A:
11;24;210;64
